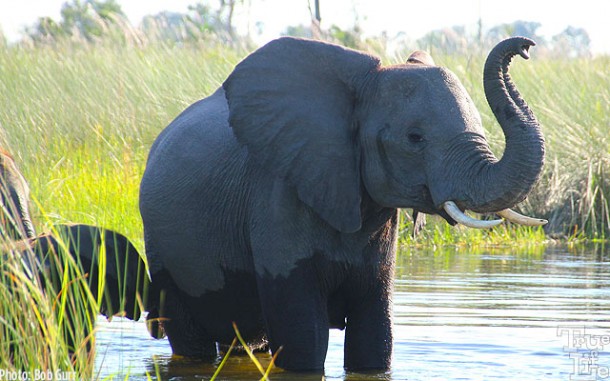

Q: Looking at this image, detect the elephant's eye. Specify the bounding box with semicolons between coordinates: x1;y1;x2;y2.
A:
408;133;425;143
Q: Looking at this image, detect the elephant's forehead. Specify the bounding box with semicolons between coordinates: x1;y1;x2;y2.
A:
409;67;472;102
428;69;483;132
378;67;471;106
378;66;483;134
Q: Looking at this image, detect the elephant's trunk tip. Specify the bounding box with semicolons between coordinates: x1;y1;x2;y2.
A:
518;40;535;60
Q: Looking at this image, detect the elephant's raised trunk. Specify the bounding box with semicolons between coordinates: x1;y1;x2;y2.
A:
454;37;545;219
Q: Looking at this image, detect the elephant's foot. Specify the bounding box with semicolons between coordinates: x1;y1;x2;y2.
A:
167;336;217;359
159;290;218;359
164;316;217;359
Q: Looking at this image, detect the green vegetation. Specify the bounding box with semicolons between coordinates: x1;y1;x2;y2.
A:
0;238;97;374
0;40;244;377
398;214;549;249
0;41;245;252
0;40;608;249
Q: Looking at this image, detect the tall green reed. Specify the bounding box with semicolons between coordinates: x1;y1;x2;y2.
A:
0;39;607;250
0;236;97;374
0;41;243;246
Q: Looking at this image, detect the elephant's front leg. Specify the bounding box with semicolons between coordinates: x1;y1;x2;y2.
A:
342;211;397;371
343;282;393;371
256;261;329;371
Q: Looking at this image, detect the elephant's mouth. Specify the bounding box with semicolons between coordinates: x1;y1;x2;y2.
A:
412;185;457;225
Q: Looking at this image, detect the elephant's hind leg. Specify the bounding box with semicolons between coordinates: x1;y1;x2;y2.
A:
161;288;217;359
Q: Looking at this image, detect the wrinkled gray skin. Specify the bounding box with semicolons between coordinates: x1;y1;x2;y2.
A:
139;37;545;371
0;151;36;240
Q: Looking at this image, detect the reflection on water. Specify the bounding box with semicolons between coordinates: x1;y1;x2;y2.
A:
96;244;610;380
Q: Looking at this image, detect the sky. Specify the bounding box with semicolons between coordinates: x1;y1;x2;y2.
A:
0;0;608;54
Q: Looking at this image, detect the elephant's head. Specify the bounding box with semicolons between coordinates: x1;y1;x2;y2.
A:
223;37;545;232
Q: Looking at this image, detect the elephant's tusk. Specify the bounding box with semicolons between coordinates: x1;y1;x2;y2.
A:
442;201;504;229
496;209;548;226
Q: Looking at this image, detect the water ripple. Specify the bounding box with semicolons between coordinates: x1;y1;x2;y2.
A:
96;244;610;380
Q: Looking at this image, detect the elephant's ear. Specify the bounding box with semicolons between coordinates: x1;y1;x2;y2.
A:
223;37;380;233
407;51;435;66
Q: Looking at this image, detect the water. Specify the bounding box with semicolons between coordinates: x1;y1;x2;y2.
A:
95;244;610;380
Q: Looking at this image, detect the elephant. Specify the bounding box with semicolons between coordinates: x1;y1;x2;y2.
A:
0;150;36;240
28;224;149;322
3;224;148;355
0;151;148;354
139;37;546;371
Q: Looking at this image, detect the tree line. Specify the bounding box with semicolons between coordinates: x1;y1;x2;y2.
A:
0;0;594;58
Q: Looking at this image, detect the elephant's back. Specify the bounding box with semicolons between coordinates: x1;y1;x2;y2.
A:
141;88;243;216
140;88;254;296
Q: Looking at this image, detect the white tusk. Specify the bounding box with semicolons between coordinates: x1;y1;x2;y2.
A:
442;201;504;229
496;209;548;226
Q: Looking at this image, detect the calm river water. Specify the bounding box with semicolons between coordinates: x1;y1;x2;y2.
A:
95;244;610;380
